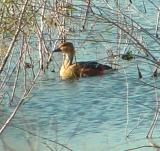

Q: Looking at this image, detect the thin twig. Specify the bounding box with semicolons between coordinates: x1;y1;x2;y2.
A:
0;0;29;73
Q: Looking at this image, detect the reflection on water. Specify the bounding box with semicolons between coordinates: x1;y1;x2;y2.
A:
1;60;160;151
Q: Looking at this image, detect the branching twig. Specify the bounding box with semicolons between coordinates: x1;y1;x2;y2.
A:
0;69;40;134
0;0;29;73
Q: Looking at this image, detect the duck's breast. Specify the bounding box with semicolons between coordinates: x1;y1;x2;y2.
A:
60;64;80;79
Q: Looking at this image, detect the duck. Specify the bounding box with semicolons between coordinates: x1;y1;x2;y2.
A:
53;42;114;80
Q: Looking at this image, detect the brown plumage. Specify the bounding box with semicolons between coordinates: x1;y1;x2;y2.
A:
53;42;114;80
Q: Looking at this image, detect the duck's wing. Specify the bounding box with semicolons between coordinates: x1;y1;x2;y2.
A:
76;61;112;70
71;61;112;77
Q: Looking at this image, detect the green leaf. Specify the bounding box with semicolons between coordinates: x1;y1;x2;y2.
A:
122;51;134;61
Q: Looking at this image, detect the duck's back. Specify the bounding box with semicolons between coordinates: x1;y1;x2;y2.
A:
76;61;112;77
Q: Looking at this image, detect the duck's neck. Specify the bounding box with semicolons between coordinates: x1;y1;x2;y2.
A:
62;53;74;68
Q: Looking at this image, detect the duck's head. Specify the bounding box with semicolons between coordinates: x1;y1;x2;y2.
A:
53;42;75;65
53;42;75;56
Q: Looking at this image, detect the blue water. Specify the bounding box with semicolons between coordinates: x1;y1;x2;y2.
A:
1;59;160;151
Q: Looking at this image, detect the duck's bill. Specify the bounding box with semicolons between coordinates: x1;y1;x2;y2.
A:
53;48;61;52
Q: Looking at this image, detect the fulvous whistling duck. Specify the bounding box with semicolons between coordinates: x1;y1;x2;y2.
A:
53;42;114;80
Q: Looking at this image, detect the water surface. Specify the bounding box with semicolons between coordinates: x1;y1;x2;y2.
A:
1;60;160;151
